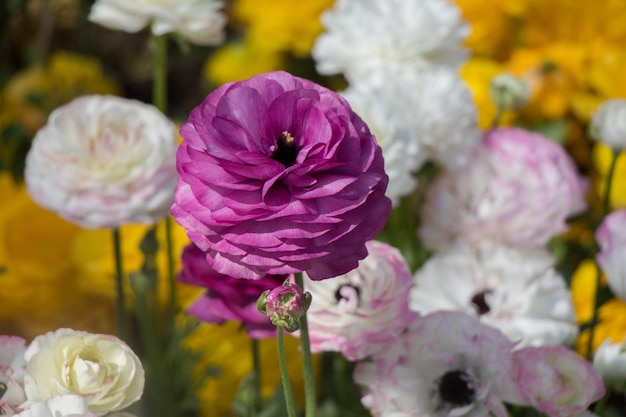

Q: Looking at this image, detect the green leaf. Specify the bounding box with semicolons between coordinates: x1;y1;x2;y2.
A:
233;371;261;417
525;119;568;144
258;386;290;417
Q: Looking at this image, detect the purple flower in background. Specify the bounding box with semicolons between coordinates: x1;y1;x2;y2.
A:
179;243;286;339
172;71;391;280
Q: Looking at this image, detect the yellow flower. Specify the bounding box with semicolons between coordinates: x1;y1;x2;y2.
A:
1;51;120;136
185;321;317;417
461;57;516;129
204;40;286;87
592;142;626;210
233;0;335;57
571;259;626;355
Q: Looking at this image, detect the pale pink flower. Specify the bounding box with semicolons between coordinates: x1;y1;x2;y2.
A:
410;242;578;347
302;240;417;361
419;128;587;250
25;95;178;229
509;346;605;417
595;209;626;301
353;311;519;417
0;336;27;416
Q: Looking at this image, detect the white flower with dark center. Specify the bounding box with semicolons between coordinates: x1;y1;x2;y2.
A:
341;84;424;206
302;240;418;361
409;242;578;347
353;311;518;417
89;0;226;46
312;0;469;84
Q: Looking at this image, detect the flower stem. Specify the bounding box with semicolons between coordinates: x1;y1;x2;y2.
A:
112;228;127;340
165;217;176;321
251;338;262;416
491;105;504;129
587;148;619;359
277;327;298;417
152;34;168;113
295;272;316;417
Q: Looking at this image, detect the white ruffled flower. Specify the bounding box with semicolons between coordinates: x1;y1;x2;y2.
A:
593;339;626;391
591;98;626;150
410;242;578;347
312;0;469;84
341;85;424;206
353;311;519;417
23;329;144;415
595;209;626;301
88;0;226;46
25;95;178;229
15;395;97;417
302;240;418;361
419;128;588;250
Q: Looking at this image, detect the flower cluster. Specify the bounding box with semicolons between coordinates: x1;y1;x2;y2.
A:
0;329;144;417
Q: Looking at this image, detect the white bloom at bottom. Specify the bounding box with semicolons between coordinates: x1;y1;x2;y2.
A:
353;311;518;417
593;338;626;390
15;395;97;417
25;95;178;229
23;329;144;415
409;242;578;347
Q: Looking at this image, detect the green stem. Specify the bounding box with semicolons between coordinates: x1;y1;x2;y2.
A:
165;217;176;321
277;327;298;417
251;338;262;416
152;34;168;113
112;228;127;340
587;149;619;359
295;272;316;417
491;105;504;129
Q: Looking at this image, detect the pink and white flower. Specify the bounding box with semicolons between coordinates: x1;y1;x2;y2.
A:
25;95;178;229
353;311;519;417
89;0;227;46
509;346;605;417
302;240;417;361
419;128;588;250
0;336;27;416
595;209;626;301
410;242;578;347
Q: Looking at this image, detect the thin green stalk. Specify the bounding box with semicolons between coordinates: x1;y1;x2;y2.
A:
165;217;176;320
295;272;316;417
277;327;298;417
251;338;262;416
587;148;619;359
491;105;504;129
112;228;127;340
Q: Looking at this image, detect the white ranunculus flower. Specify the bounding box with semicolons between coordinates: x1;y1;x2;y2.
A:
410;242;578;347
593;339;626;390
0;336;27;416
23;329;144;415
88;0;226;46
595;209;626;301
15;395;97;417
312;0;469;84
591;98;626;150
341;84;425;206
24;95;178;229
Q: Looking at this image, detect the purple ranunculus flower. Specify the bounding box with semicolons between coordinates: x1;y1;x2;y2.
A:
172;71;391;280
179;243;286;339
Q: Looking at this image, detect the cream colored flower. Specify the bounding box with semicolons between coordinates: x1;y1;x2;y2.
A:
24;95;178;229
23;329;144;415
88;0;226;46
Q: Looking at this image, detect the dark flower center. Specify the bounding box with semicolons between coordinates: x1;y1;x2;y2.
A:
470;289;492;316
438;370;476;406
271;131;298;167
334;284;361;304
0;382;7;399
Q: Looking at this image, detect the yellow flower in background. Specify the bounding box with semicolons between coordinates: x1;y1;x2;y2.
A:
571;259;626;355
204;39;286;86
0;176;116;339
461;57;516;129
1;51;120;136
592;143;626;210
185;321;317;417
233;0;335;57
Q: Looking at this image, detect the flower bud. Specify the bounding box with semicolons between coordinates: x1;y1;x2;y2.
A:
257;281;311;332
593;339;626;391
590;98;626;151
489;73;530;111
